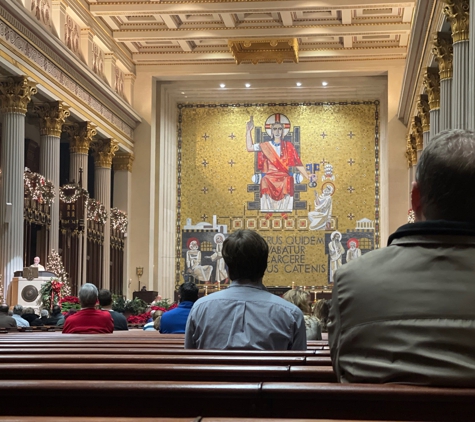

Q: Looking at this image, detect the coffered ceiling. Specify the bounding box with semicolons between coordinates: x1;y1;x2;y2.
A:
87;0;416;66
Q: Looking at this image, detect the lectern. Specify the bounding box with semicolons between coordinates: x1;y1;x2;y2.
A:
133;290;158;304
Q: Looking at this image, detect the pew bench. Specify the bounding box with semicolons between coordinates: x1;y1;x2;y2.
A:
0;380;471;421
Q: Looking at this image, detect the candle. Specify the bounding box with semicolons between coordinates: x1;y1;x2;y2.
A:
292;281;295;290
217;280;221;291
313;291;317;303
303;285;306;291
205;285;208;296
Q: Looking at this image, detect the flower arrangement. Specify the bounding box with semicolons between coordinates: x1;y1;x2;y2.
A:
38;277;71;310
58;295;80;313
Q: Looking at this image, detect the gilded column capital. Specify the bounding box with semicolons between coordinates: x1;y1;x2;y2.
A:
91;138;120;168
406;134;417;167
411;116;424;151
422;68;440;110
416;95;430;133
34;101;70;137
432;32;453;80
113;152;134;172
64;121;97;154
0;76;37;114
442;0;469;43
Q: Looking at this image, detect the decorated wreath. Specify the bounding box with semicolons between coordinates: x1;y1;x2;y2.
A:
38;277;71;310
87;199;107;224
59;184;87;203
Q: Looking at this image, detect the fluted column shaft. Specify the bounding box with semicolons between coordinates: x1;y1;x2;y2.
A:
422;131;430;150
95;167;111;289
0;76;37;295
70;153;88;188
91;138;118;290
40;135;60;251
0;113;26;290
429;110;440;140
452;41;470;129
469;0;475;129
440;79;452;131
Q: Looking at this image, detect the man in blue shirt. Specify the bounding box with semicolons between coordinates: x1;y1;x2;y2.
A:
185;229;306;350
160;281;198;333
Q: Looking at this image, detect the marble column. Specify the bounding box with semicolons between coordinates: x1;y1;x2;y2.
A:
417;95;430;149
470;0;475;129
443;0;470;129
432;32;453;132
92;139;119;289
0;76;37;292
113;152;134;294
64;122;96;286
423;67;441;140
34;102;70;253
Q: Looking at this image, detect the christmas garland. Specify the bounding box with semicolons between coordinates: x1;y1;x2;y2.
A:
24;168;55;205
87;199;107;224
110;207;128;233
59;184;85;203
407;208;415;224
37;277;70;310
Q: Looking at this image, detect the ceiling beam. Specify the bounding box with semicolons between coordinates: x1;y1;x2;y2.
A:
90;1;416;16
114;23;411;42
220;13;236;28
281;12;293;27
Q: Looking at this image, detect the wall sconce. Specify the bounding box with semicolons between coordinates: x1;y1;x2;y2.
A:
136;267;144;290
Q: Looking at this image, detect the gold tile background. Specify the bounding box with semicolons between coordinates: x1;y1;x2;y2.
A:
178;102;378;287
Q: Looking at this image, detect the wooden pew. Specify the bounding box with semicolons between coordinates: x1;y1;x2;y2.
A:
0;380;472;421
0;353;332;366
0;363;337;382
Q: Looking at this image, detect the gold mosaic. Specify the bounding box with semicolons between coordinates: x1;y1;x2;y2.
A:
177;102;379;288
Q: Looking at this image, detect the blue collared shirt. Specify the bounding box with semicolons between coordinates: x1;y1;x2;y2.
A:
159;301;195;334
185;281;306;350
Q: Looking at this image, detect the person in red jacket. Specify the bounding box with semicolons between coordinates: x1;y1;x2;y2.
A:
63;283;113;334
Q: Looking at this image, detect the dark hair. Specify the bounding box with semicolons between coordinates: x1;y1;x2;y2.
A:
98;289;112;307
179;281;199;303
416;129;475;222
0;305;9;314
52;305;61;316
222;229;268;282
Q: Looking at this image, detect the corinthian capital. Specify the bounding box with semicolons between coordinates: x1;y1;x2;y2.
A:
406;134;417;166
113;152;134;172
34;101;70;137
422;68;440;110
0;76;37;114
432;32;453;80
416;95;430;133
411;116;424;151
442;0;469;43
64;121;97;154
91;138;120;168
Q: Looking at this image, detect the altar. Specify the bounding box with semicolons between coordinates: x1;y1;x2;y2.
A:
7;271;57;311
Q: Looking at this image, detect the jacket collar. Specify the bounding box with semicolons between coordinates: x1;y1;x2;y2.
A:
388;220;475;246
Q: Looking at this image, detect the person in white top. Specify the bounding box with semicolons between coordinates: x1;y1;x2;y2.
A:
31;256;45;271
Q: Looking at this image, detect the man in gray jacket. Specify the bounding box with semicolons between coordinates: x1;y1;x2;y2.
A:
329;129;475;386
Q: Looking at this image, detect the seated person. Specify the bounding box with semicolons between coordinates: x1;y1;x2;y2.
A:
283;289;322;340
22;307;43;326
98;289;128;331
43;305;62;325
12;305;29;327
185;229;306;350
160;281;198;334
143;310;163;331
30;256;45;271
39;309;49;323
63;283;113;334
329;129;475;386
0;305;17;328
314;299;331;333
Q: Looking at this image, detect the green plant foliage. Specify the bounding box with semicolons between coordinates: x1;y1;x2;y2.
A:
112;296;147;315
152;298;175;310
